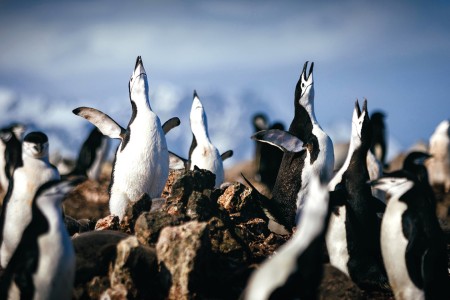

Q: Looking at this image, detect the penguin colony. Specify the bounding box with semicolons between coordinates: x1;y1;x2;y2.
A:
0;56;448;300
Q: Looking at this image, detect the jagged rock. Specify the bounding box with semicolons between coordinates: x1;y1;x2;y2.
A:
156;221;211;300
120;194;152;234
134;211;184;246
95;215;120;231
162;169;186;198
108;236;162;299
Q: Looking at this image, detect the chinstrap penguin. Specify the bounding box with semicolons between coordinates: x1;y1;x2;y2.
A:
0;179;79;300
252;113;285;190
252;61;334;231
243;174;331;299
0;123;26;192
64;127;110;180
372;172;450;300
187;90;229;187
325;100;388;291
370;111;388;168
73;56;169;220
0;131;60;268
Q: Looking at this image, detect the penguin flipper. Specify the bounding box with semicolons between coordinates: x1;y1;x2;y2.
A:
162;117;181;135
169;151;188;170
251;129;305;153
73;107;125;140
220;150;233;161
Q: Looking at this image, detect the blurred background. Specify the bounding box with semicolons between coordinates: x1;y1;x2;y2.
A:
0;0;449;166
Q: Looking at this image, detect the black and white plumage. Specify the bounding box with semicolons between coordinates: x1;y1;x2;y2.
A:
252;62;334;231
325;100;388;290
0;131;60;268
168;91;233;186
370;111;388;167
372;172;450;300
243;175;330;300
0;179;78;300
73;56;169;220
0;123;26;191
252;113;285;189
66;127;110;180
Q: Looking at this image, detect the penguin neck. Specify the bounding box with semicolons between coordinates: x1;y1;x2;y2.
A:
289;103;318;140
192;120;211;145
23;153;50;165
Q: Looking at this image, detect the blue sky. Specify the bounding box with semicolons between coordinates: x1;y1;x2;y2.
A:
0;0;449;163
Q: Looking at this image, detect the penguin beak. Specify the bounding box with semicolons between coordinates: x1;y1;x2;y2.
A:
34;144;43;153
133;56;146;78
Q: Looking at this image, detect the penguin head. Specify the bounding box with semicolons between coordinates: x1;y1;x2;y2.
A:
294;61;314;108
351;99;372;150
190;90;209;134
22;131;49;159
371;172;414;199
252;113;269;132
128;56;149;106
0;123;26;143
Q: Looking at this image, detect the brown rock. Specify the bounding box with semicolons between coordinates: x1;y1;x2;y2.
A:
95;215;120;231
134;211;184;246
156;221;211;300
119;194;152;234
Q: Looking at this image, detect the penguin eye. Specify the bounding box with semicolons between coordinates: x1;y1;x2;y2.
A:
302;83;305;88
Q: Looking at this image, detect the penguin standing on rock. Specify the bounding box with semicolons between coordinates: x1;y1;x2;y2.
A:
189;90;228;188
73;56;169;220
0;131;60;268
252;62;334;231
372;172;450;300
243;174;331;300
325;100;388;291
0;179;78;300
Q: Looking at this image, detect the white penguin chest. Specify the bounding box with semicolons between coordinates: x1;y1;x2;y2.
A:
112;113;168;198
381;198;423;299
325;206;350;276
190;143;224;187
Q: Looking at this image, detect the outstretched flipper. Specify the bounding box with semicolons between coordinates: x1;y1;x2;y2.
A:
73;107;125;140
162;117;181;135
252;129;305;153
220;150;233;161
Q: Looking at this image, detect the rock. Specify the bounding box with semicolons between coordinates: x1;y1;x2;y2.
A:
95;215;120;231
120;193;152;234
134;211;184;246
108;236;162;299
156;221;211;300
217;182;268;224
162;169;186;198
